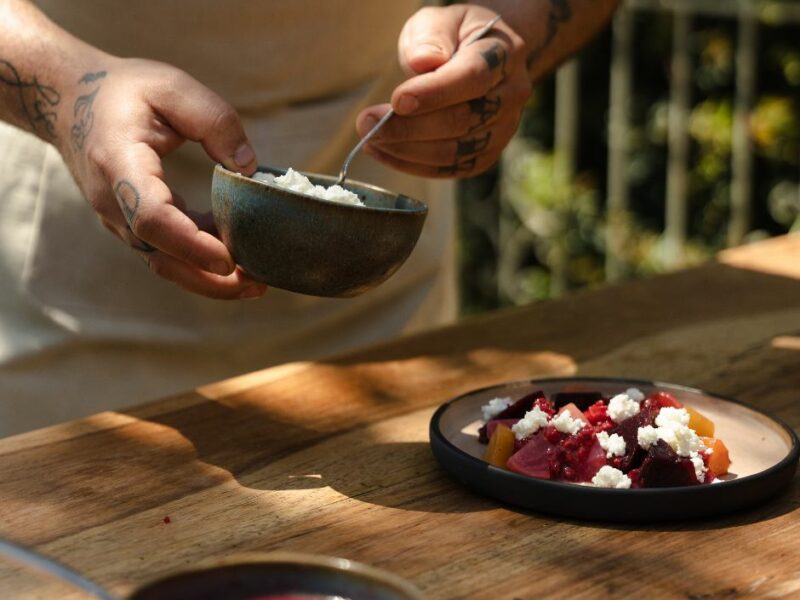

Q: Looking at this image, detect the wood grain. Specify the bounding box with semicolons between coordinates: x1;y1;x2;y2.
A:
1;235;799;599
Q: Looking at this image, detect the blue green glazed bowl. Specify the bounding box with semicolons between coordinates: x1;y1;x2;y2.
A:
211;165;428;298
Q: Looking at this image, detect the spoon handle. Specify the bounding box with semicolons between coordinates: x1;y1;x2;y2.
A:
0;538;119;600
336;14;502;185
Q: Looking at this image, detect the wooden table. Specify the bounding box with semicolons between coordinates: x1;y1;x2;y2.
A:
2;234;800;599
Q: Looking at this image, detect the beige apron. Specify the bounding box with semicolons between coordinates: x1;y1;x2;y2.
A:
0;1;456;436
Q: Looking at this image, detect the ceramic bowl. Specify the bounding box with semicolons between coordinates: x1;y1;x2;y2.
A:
129;552;422;600
211;165;428;298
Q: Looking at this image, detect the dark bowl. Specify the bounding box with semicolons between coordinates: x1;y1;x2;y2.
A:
129;552;422;600
211;165;428;298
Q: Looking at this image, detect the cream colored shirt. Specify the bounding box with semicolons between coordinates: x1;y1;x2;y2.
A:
0;1;456;436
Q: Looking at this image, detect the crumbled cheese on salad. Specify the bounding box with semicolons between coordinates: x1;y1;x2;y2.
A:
511;406;550;440
551;410;586;435
596;431;627;458
591;466;632;489
481;397;513;421
607;393;641;423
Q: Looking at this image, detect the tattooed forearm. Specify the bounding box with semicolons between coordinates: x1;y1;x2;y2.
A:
480;43;507;77
71;70;106;151
526;0;573;71
468;95;502;131
0;59;60;138
114;179;141;227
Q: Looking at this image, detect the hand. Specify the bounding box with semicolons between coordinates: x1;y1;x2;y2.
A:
356;4;531;179
59;57;267;300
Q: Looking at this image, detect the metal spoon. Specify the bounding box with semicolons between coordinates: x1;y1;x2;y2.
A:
336;14;502;185
0;538;119;600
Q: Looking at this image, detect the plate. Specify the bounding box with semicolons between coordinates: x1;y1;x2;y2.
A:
429;377;799;522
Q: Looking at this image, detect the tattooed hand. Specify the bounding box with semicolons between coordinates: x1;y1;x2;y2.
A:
60;59;266;300
356;4;531;179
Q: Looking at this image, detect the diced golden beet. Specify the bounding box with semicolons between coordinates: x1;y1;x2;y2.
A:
484;424;516;468
557;403;584;422
702;437;731;475
685;405;715;437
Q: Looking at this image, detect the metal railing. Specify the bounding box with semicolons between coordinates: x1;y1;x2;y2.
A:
495;0;800;304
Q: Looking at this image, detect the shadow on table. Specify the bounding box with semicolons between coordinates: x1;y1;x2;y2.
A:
143;398;490;515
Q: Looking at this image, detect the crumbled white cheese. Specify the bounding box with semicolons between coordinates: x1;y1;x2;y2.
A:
591;466;632;489
511;406;551;440
551;410;586;435
690;452;707;481
607;393;641;423
655;407;690;429
625;387;645;402
254;168;364;206
596;431;627;458
637;425;660;450
640;407;704;457
480;397;513;421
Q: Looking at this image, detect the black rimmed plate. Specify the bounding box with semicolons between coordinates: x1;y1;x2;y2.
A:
429;377;799;522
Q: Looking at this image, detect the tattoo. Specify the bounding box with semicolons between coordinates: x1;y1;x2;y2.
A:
71;71;106;151
456;132;492;157
438;157;477;176
0;59;61;138
114;180;141;227
526;0;573;71
468;95;502;131
78;70;107;84
480;43;507;77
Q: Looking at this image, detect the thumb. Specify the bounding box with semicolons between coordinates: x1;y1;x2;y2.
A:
399;6;462;75
153;74;258;175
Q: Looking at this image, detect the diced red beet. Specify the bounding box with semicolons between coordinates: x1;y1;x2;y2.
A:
557;402;584;422
609;402;660;472
506;432;556;479
552;391;604;411
482;419;519;442
638;440;700;487
573;439;607;482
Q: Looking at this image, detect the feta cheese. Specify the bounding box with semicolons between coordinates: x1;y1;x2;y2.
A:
625;387;646;402
480;397;513;421
254;168;364;206
596;431;626;458
655;407;690;428
637;425;659;450
690;452;707;481
551;410;586;435
607;393;641;423
511;406;550;440
591;466;632;489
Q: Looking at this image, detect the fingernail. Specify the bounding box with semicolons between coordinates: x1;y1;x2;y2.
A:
233;142;255;168
210;260;232;276
240;285;266;299
397;95;419;115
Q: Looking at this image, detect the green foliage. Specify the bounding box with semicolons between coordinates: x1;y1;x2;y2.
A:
458;7;799;312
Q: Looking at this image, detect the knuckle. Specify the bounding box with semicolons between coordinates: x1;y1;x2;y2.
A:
209;102;240;134
129;206;160;239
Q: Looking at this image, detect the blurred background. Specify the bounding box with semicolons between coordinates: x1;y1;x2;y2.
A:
457;0;800;315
